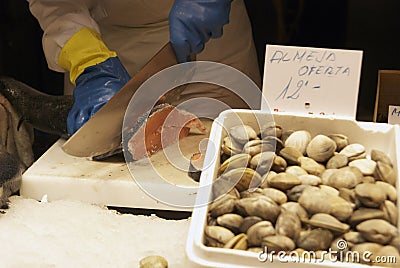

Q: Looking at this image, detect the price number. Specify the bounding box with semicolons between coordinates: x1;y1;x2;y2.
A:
276;77;320;101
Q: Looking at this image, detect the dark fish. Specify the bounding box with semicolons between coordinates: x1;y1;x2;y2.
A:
0;77;73;206
125;103;206;160
0;76;73;138
0;151;22;209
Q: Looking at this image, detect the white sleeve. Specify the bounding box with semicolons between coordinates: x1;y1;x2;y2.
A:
27;0;101;72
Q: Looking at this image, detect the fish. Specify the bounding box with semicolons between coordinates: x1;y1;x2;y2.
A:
0;76;73;207
0;76;73;138
125;103;206;161
0;151;22;209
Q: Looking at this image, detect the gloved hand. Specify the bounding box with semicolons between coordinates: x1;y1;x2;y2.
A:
58;27;130;135
67;57;130;135
169;0;232;63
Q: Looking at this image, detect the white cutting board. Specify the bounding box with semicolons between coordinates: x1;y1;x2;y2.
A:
21;120;212;211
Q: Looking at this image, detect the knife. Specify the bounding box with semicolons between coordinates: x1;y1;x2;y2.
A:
62;43;180;158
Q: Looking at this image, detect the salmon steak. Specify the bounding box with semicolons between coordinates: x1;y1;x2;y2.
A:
126;104;206;160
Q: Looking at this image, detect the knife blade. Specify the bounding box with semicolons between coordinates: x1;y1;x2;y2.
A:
62;43;179;158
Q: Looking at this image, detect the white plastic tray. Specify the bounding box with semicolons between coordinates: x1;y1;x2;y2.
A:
186;109;400;267
20;120;213;210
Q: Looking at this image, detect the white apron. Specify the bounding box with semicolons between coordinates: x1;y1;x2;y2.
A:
28;0;261;109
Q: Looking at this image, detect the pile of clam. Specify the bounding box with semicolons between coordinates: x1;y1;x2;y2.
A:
204;123;399;266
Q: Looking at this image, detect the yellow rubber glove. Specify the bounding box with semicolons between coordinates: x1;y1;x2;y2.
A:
58;27;117;84
57;27;130;135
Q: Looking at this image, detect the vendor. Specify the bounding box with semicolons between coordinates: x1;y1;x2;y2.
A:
27;0;261;135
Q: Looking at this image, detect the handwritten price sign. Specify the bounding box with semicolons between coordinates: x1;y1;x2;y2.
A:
262;45;363;118
388;105;400;125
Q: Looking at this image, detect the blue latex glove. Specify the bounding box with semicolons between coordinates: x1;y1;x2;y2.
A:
169;0;231;63
67;57;130;135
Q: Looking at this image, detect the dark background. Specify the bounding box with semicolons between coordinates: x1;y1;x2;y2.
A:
246;0;400;121
1;0;400;155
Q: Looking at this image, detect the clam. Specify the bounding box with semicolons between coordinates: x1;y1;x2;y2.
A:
376;181;397;202
221;167;262;192
306;134;337;162
242;140;262;156
225;187;240;198
222;136;242;155
219;153;251;175
211;176;239;200
375;161;396;186
239;216;262;233
246;221;276;246
279;146;303;165
319;185;339;196
343;231;366;245
275;210;301;240
326;154;348;169
338;188;360;208
297;229;334;251
362;176;376;183
355;183;386;208
217;213;244;233
298;175;321;188
326;166;363;189
224;233;248;250
339;143;366;161
262;136;284;154
371;149;393;167
243;140;274;156
249;151;274;175
298;156;325;176
284;130;311;155
229;125;258;145
380;200;398;226
235;196;280;222
204;225;235;247
267;172;301;191
260;122;282;139
356;219;398;244
328;134;349;151
280;129;295;144
240;188;263;199
260;171;276;188
305;213;350;233
348;158;377;176
261;235;296;251
281;202;309;220
209;194;237;218
139;255;168;268
287;185;315;202
298;187;354;221
349;208;386;226
271;155;287;172
320;169;337;185
285;166;308;177
262;188;287;205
